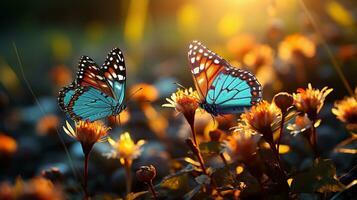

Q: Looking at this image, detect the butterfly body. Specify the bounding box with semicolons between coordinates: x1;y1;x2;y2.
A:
58;48;126;122
188;41;262;115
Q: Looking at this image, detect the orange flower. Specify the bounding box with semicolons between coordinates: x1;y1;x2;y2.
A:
293;84;333;120
63;120;109;153
108;109;131;127
0;177;64;200
225;124;258;161
36;114;60;135
241;101;279;134
0;133;17;156
226;34;256;60
243;44;274;71
278;34;316;62
163;87;200;120
332;92;357;125
129;83;159;102
0;182;13;199
50;65;72;87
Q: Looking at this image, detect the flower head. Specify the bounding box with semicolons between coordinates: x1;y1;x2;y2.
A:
240;101;280;143
278;34;316;62
0;177;64;200
293;84;333;120
130;83;159;102
332;92;357;125
108;109;131;127
136;165;157;183
162;87;200;120
227;34;256;60
106;132;145;164
225;125;259;161
36;114;59;135
63;120;109;154
0;133;17;156
50;65;72;87
243;44;274;71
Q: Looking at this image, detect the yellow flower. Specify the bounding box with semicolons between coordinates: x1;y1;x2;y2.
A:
63;120;109;153
278;34;316;62
293;84;333;120
162;87;200;119
332;92;357;125
106;132;145;164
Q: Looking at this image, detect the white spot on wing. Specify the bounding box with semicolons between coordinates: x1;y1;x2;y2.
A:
193;67;200;74
191;57;195;63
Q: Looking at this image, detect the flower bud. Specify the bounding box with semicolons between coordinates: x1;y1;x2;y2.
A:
209;129;224;141
136;165;156;183
273;92;294;113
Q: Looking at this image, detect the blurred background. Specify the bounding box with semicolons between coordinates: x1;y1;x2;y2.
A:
0;0;356;198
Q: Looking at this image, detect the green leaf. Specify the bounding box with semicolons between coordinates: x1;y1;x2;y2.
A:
199;141;224;155
160;174;189;191
158;164;195;191
211;166;236;186
291;159;345;193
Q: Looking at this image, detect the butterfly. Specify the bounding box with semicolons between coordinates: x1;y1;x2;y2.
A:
188;41;262;116
58;48;126;122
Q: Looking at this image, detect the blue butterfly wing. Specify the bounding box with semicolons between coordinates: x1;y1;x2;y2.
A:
206;67;262;114
58;48;126;122
58;82;76;111
188;41;262;115
67;86;119;122
101;48;126;105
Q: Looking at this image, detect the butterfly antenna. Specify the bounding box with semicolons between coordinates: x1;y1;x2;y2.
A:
124;87;143;105
117;114;122;126
174;82;186;89
12;43;82;195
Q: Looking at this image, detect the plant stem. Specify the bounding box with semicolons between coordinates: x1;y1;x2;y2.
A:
148;180;158;200
83;152;90;199
220;153;228;166
185;114;198;146
124;159;133;195
310;120;319;159
277;112;286;151
184;113;207;174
